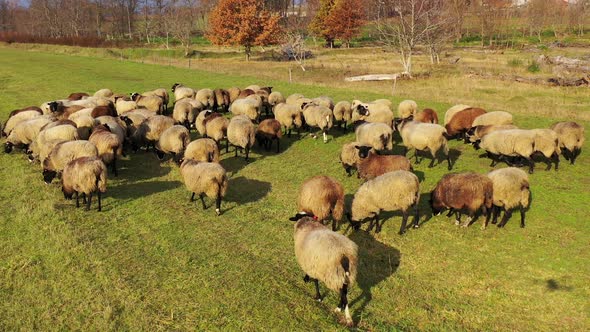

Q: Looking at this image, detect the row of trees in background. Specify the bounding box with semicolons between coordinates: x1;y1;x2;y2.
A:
1;0;589;71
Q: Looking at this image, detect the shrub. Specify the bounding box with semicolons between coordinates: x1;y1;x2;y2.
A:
507;58;523;67
527;60;541;73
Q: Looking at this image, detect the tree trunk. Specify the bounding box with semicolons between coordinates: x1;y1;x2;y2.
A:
245;45;251;61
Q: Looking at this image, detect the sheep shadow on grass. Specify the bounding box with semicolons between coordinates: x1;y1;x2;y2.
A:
348;230;401;324
118;153;173;181
224;176;271;205
109;180;182;201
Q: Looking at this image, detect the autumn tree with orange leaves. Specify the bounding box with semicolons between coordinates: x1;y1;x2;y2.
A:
309;0;365;48
207;0;282;61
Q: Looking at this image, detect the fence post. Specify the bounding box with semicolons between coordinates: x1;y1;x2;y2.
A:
289;68;292;84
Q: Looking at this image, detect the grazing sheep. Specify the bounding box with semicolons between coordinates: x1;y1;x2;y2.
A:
95;116;126;146
7;106;43;119
230;97;261;121
174;99;203;130
302;104;333;143
227;87;241;103
205;115;229;151
487;168;530;228
412;108;439;124
143;88;170;112
184;138;220;163
245;84;261;91
42;140;98;183
180;160;228;216
355;122;393;152
430;172;494;229
155;125;191;163
4;117;53;153
171;83;196;101
339;142;367;177
397;119;451;169
115;97;138;115
290;213;358;327
3;110;42;136
256;119;282;153
94;88;113;98
67;92;89;101
61;156;107;211
196;110;220;136
286;93;305;105
333;101;352;132
255;89;271;115
130;115;175;151
89;125;123;176
268;91;286;108
397;100;418;119
445;107;486;140
550;121;585;165
349;170;420;235
351;100;394;127
273;103;303;137
312;96;334;110
466;124;518;144
372;99;393;110
29;123;79;163
213;88;231;112
471;111;513;127
90;105;117;118
227;115;256;161
530;128;561;171
476;129;537;173
68;113;97;140
131;93;164;114
47;101;85;119
238;88;256;99
195;89;215;109
297;176;345;231
355;145;412;181
444;104;471;126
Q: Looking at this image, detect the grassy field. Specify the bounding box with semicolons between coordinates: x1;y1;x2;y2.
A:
0;46;589;331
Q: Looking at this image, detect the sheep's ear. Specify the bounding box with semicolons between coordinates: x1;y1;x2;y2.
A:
355;145;361;150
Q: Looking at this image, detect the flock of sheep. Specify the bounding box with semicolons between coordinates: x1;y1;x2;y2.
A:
1;83;585;327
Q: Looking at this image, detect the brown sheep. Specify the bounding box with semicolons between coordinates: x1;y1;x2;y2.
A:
227;87;241;103
355;145;412;181
213;88;231;112
238;88;256;99
61;156;107;211
444;107;486;140
297;175;345;231
205;115;229;151
90;105;117;118
131;92;164;114
67;92;89;101
256;119;282;153
413;108;439;124
89;124;123;176
430;172;493;229
8;106;43;118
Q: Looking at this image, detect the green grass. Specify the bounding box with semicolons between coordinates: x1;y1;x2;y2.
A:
0;47;589;331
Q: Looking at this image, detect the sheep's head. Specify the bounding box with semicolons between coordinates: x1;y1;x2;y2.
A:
429;191;443;216
171;83;180;92
130;92;141;101
42;168;57;184
289;211;316;222
61;186;74;200
355;145;372;159
357;104;369;116
4;142;13;153
48;101;60;113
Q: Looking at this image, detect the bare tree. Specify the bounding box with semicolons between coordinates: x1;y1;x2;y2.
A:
166;0;198;56
282;32;310;71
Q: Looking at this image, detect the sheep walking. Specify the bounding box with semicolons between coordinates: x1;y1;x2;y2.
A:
487;168;531;228
398;119;451;170
297;176;345;231
339;142;366;177
550;121;584;165
61;156;107;211
227;115;256;162
355;145;412;181
256;119;282;153
180;160;228;216
354;122;393;152
290;212;358;327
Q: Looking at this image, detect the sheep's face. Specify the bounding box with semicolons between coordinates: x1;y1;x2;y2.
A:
61;186;74;200
48;101;59;113
130;93;140;101
4;142;13;153
429;192;443;216
355;145;372;159
171;83;180;92
289;212;315;222
393;118;403;131
42;169;57;184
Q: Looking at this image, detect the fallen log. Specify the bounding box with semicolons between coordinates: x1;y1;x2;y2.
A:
344;73;409;82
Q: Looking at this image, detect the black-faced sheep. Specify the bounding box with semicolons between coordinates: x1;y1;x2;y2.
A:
355;145;412;181
273;103;302;137
302;104;333;143
130;115;175;151
213;88;231;112
443;104;471;126
290;213;358;327
297;175;345;231
42;140;99;184
230;97;261;121
180;160;228;216
351;100;394;127
487;167;530;228
196;110;220;137
256;119;282;153
397;119;451;169
171;83;196;102
5;117;53;153
471;111;513;127
29;123;80;163
349;170;420;235
550;121;584;165
475;129;537;173
174;99;203;130
142;88;169;113
184;138;220;163
61;156;107;211
131;93;164;114
397;99;418;119
412;108;439;124
429;172;493;229
227;115;256;161
445;107;487;140
205;115;230;151
67;92;89;101
354;122;393;152
68;112;97;140
333;101;352;132
227;87;241;103
3;110;42;137
195;89;215;109
89;125;123;176
339;142;366;177
466;124;518;144
7;106;43;119
155;125;191;163
115;97;138;115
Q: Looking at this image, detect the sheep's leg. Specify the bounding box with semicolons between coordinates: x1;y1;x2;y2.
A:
226;140;229;153
199;193;207;209
375;214;382;233
428;152;436;168
520;206;526;228
527;158;534;174
190;192;195;202
399;209;408;235
313;279;322;301
215;192;222;216
82;193;87;204
446;153;452;170
287;127;291;138
455;212;462;226
336;284;352;326
414;149;420;164
112;157;118;177
85;192;92;211
413;199;420;228
446;208;455;218
97;190;102;212
552;152;559;171
331;218;338;231
276;137;280;153
75;192;80;208
245;146;250;162
482;206;490;229
499;209;513;228
492;205;500;224
461;213;474;227
571;147;581;164
562;148;571;161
